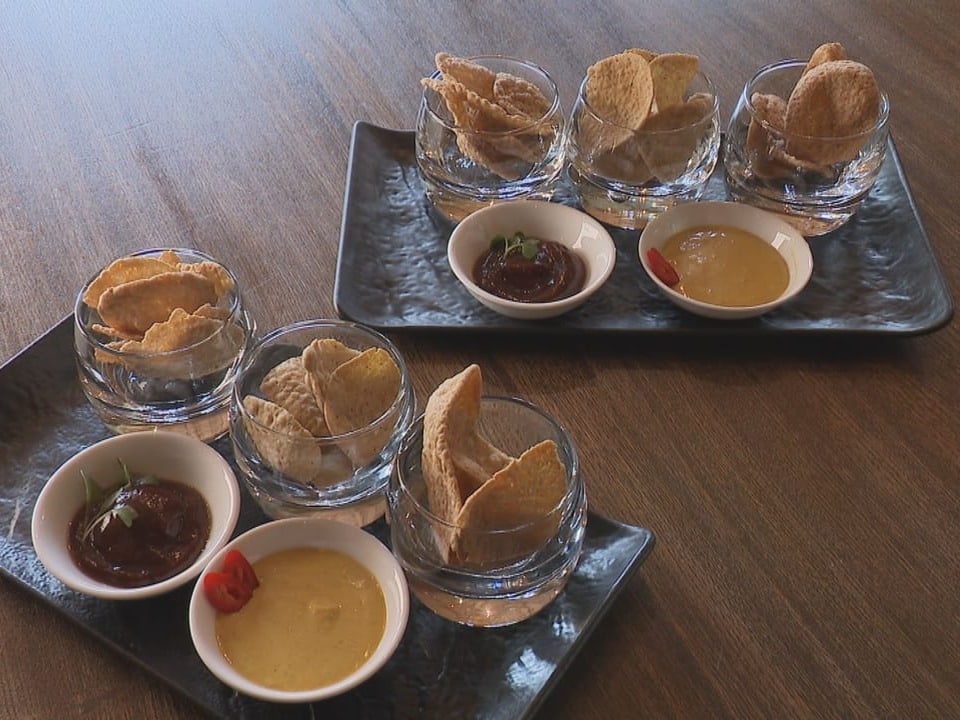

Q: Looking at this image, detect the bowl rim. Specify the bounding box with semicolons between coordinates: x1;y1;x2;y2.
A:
638;200;814;317
446;200;617;314
30;430;241;600
187;516;410;703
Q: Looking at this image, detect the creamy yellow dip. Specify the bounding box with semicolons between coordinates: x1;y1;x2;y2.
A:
214;547;386;692
661;224;789;307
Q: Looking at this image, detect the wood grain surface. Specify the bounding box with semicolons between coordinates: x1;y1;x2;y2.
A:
1;1;958;719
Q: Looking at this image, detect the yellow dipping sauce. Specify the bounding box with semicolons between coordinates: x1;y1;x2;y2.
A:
661;224;789;307
214;547;386;692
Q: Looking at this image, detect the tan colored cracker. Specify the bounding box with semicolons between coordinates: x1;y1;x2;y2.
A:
156;250;182;266
120;308;221;354
435;52;496;99
452;439;568;567
785;59;881;165
625;48;658;62
261;357;328;437
492;73;552;119
192;303;231;321
746;92;790;179
802;42;847;76
97;270;217;335
323;347;401;467
242;395;326;485
637;92;715;180
82;257;176;309
302;338;360;407
585;52;654;135
91;323;142;342
648;52;699;111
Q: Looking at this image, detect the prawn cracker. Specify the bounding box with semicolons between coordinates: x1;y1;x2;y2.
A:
97;270;217;335
261;356;328;437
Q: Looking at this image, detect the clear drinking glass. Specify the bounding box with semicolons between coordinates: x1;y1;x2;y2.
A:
74;248;253;442
723;59;890;236
415;56;566;222
566;70;720;230
230;319;415;525
387;396;587;627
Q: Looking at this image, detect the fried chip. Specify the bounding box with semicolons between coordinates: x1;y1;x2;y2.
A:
625;47;658;63
323;347;402;467
785;59;881;165
176;260;234;298
802;42;847;76
82;257;177;309
648;52;699;111
242;395;325;486
260;356;329;437
435;52;497;99
302;338;360;408
637;91;715;180
452;439;567;567
585;51;655;136
97;270;217;335
492;73;552;119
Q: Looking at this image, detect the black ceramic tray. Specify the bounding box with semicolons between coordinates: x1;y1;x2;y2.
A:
335;122;953;336
0;317;656;720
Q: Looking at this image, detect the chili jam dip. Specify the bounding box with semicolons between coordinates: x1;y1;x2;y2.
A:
473;231;586;303
67;462;211;588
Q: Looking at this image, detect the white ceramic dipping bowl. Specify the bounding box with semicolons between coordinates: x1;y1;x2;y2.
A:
638;200;813;319
447;200;616;320
188;517;410;703
31;430;241;600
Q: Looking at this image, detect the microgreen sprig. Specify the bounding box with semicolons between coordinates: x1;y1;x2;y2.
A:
491;231;539;260
80;460;157;541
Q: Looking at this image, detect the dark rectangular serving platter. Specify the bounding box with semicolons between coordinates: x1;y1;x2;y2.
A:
335;121;953;336
0;316;655;720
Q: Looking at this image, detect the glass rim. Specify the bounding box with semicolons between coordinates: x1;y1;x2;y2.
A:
393;394;582;533
574;70;719;134
75;247;248;358
420;55;562;136
743;58;891;142
232;319;414;443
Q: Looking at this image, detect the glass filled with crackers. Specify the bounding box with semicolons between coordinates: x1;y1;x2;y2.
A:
416;53;567;222
74;247;253;442
229;319;415;525
387;365;588;627
723;43;890;236
566;49;720;230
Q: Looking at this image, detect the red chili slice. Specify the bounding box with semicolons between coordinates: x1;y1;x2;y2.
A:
203;570;253;613
646;248;680;287
223;549;259;592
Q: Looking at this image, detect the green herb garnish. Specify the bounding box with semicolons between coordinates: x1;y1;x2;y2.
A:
491;231;539;260
79;460;155;541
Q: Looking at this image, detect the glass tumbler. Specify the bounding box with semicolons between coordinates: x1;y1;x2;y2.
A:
723;59;890;236
566;70;720;230
415;56;566;223
387;395;587;627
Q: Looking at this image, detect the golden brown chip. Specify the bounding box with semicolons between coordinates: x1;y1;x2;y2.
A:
435;52;497;99
648;52;699;111
625;47;658;63
177;261;234;298
91;323;142;342
82;257;177;309
260;357;328;437
97;270;217;335
157;249;182;267
323;347;402;467
192;302;231;321
785;59;881;165
120;307;221;354
452;439;568;567
302;338;360;408
802;42;847;76
585;51;655;137
242;395;327;486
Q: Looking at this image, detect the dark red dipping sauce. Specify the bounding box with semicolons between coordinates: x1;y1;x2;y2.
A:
67;477;211;588
473;234;587;303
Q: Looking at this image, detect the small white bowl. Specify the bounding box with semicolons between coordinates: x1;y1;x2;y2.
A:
638;201;813;319
447;200;616;320
188;517;409;703
31;430;241;600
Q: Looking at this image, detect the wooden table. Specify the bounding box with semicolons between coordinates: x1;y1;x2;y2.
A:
1;2;957;718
